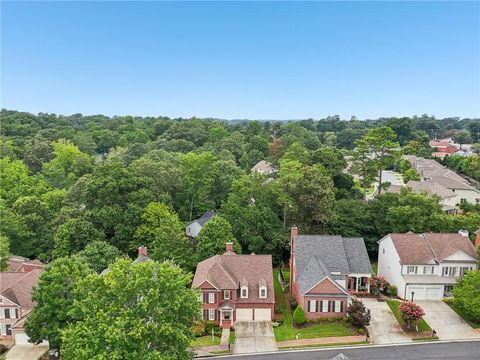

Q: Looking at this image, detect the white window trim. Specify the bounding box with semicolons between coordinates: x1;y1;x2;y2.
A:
321;301;328;313
308;300;316;313
241;286;248;299
224;290;230;300
208;293;215;304
334;300;342;313
259;286;267;299
208;308;215;321
198;293;204;303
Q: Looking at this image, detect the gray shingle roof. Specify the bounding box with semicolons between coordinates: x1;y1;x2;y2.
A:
294;235;372;294
192;211;216;226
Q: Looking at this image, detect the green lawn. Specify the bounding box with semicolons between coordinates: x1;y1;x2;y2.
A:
386;300;431;332
444;300;480;329
282;270;290;283
272;268;354;342
191;335;221;347
371;262;378;275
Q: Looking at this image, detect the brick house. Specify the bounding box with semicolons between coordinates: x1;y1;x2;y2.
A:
0;265;44;345
289;226;372;320
192;242;274;328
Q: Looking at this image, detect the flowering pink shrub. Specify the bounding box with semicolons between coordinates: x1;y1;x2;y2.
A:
399;301;425;329
370;275;389;295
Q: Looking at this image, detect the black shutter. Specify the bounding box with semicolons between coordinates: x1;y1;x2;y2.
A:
6;325;12;336
328;301;332;313
5;309;10;319
340;301;344;313
203;309;208;320
319;300;323;313
16;309;19;318
214;293;217;303
203;292;207;303
315;301;319;312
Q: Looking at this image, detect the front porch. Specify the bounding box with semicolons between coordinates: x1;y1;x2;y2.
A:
219;302;234;329
347;275;370;294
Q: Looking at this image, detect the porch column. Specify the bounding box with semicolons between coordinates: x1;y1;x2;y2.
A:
220;310;222;326
366;277;370;293
356;277;360;291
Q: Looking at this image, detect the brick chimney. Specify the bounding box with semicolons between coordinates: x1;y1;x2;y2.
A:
475;230;480;249
225;242;234;252
138;246;147;257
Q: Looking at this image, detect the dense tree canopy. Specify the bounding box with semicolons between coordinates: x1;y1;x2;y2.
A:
0;109;479;266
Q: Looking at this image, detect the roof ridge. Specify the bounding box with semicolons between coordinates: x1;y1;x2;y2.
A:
0;270;36;293
421;233;438;262
339;236;349;272
217;257;238;285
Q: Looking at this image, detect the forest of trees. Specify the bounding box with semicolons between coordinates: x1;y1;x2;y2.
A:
1;109;480;267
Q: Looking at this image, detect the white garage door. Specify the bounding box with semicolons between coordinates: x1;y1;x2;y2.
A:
407;286;426;300
236;308;253;321
426;287;442;300
15;332;31;345
254;308;271;321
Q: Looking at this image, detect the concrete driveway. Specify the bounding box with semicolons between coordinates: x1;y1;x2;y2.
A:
6;345;48;360
417;301;480;340
362;298;411;344
234;321;277;354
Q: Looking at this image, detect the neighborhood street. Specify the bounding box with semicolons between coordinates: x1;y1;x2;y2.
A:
206;340;480;360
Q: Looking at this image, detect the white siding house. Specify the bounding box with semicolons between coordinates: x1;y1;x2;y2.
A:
377;232;478;301
185;211;215;238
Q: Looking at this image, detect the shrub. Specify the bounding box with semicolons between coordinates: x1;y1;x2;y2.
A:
0;344;7;354
275;305;283;314
387;285;398;297
327;316;335;322
342;316;349;323
358;328;365;335
289;297;298;309
370;275;389;295
292;306;307;326
205;321;217;334
192;321;206;337
347;298;371;327
399;301;425;330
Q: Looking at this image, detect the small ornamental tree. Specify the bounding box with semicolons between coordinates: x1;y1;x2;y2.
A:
452;270;480;321
347;298;371;327
292;305;307;326
370;275;389;295
399;301;425;330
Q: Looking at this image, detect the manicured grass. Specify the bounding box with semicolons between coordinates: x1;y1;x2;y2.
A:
272;268;354;341
444;299;480;329
191;335;221;347
274;321;355;342
282;270;290;283
386;300;431;332
229;329;235;344
371;262;378;275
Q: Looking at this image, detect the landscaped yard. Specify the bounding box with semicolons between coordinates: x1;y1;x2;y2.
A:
444;299;480;329
371;262;378;275
272;268;355;342
191;335;221;347
386;300;431;332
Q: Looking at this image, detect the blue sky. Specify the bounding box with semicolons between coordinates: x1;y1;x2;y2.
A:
1;1;479;119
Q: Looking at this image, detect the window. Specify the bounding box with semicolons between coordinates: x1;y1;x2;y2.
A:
6;325;11;336
10;308;15;319
4;309;10;319
208;308;215;321
460;267;472;276
431;266;435;274
308;300;316;313
200;309;204;320
241;286;248;299
334;300;342;313
208;293;215;304
444;285;454;297
259;286;267;299
0;308;4;319
198;293;204;303
382;248;385;254
407;266;417;274
224;290;230;300
321;301;329;313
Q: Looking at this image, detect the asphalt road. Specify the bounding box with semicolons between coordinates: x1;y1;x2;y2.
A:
206;341;480;360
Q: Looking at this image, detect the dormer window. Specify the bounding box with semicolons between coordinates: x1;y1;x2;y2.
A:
259;286;267;299
241;286;248;299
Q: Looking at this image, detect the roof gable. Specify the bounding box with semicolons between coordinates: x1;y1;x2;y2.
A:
305;277;349;295
442;250;477;262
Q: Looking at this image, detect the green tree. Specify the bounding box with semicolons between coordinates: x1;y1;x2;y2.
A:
347;298;371;327
452;270;480;321
403;168;420;182
75;240;121;273
61;258;199;360
353;127;400;195
53;218;105;258
452;130;473;149
25;256;92;349
196;216;241;261
133;202;193;270
0;235;9;271
42;140;93;188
